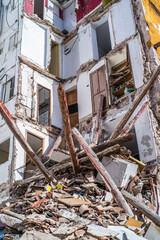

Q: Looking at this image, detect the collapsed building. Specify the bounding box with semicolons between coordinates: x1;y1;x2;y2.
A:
0;0;160;204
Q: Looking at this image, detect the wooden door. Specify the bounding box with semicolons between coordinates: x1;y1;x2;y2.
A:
90;65;108;114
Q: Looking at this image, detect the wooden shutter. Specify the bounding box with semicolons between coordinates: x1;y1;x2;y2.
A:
90;65;108;114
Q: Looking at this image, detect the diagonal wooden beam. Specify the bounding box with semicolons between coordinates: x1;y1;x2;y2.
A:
57;84;80;173
72;127;134;217
0;100;56;184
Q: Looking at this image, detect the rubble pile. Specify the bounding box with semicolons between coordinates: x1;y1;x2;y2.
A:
0;154;159;240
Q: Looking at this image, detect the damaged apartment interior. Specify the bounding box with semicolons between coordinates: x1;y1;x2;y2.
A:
0;0;160;239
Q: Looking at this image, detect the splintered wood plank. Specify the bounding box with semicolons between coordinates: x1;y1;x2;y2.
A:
58;198;90;207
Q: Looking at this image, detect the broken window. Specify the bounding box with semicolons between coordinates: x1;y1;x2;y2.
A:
2;77;15;103
0;139;10;164
38;85;51;126
49;40;60;78
108;46;135;103
25;132;43;179
90;65;108;114
8;33;17;50
66;89;79;127
96;21;112;59
34;0;44;19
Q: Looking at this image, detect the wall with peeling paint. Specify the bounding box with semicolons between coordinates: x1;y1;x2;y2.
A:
77;0;102;22
142;0;160;59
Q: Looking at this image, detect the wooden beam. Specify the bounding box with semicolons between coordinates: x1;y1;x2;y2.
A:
0;100;56;184
77;133;134;159
109;66;160;140
46;130;64;157
94;94;104;145
57;84;80;173
72;127;134;217
122;190;160;227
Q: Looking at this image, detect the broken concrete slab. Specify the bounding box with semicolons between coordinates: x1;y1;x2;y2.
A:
20;230;60;240
97;157;138;188
108;226;147;240
0;214;22;229
144;223;160;240
87;223;118;238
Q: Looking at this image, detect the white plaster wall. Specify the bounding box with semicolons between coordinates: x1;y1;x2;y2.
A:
21;17;50;69
111;0;136;45
44;0;64;31
63;36;80;78
0;124;13;185
135;104;157;163
78;25;95;66
20;64;62;129
128;37;144;88
63;2;77;33
77;72;92;120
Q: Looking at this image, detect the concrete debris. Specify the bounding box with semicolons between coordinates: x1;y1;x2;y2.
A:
20;230;60;240
144;223;160;240
87;223;118;238
97;156;138;188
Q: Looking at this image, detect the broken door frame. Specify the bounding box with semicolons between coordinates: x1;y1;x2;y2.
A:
24;130;45;165
37;84;51;127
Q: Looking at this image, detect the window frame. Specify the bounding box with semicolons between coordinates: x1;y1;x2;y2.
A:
2;77;15;103
37;84;51;127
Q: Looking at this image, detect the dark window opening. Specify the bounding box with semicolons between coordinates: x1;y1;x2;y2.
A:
2;77;15;103
0;139;10;164
96;21;112;59
38;85;50;126
121;128;139;159
34;0;44;19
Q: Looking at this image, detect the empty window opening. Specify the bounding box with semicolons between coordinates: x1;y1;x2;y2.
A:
38;85;51;126
90;65;108;114
49;41;60;78
0;139;10;164
66;89;79;127
34;0;44;19
25;132;43;179
2;77;15;103
96;21;112;59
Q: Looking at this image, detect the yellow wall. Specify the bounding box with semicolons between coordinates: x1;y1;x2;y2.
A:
142;0;160;59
